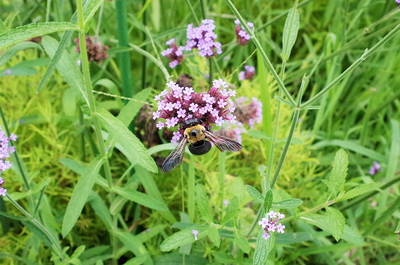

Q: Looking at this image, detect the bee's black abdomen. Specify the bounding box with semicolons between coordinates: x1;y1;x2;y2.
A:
188;140;212;155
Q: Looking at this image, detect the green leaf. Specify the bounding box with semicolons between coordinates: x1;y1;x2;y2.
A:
112;186;168;211
95;109;158;173
195;185;212;223
341;225;364;245
88;191;113;231
114;230;152;265
62;156;104;238
246;185;263;203
281;6;300;61
264;189;273;213
272;198;303;209
83;0;105;25
338;182;381;201
207;226;220;247
235;231;250;254
0;22;79;48
0;42;43;67
323;149;348;197
253;229;275;265
160;227;207;252
305;207;345;242
41;36;89;105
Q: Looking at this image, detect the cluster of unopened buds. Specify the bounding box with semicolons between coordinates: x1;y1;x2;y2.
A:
239;65;256;81
234;19;254;46
74;36;109;63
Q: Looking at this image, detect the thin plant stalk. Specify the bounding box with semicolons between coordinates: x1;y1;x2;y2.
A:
6;194;65;260
218;151;226;206
75;0;117;260
188;155;196;222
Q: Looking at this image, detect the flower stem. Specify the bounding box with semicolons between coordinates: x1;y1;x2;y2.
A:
75;0;117;260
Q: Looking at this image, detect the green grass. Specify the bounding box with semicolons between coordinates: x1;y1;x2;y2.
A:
0;0;400;264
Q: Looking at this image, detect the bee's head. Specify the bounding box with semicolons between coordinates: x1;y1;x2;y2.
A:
183;118;202;128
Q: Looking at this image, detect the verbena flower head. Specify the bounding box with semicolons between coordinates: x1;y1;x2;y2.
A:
153;79;237;144
234;19;254;46
397;0;400;8
74;36;109;63
369;161;381;175
239;65;256;81
258;210;285;239
234;97;262;129
0;127;17;196
186;19;222;57
215;123;246;143
161;38;186;68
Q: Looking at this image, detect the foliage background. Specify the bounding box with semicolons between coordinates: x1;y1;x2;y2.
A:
0;0;399;264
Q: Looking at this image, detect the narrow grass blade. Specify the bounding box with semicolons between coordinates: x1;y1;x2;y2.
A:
112;186;168;211
95;109;158;173
311;139;386;161
160;226;208;252
0;22;79;48
62;156;104;238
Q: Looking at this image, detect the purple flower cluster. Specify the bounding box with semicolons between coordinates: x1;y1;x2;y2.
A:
75;36;109;63
214;96;262;143
185;19;222;57
258;211;285;240
369;161;381;175
153;79;237;145
235;96;262;128
239;65;256;81
0;127;17;196
234;19;254;46
161;38;186;68
397;0;400;8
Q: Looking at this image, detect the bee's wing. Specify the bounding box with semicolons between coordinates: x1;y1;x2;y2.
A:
204;130;242;152
161;137;188;173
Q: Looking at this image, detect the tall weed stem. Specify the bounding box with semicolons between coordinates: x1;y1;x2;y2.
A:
75;0;117;259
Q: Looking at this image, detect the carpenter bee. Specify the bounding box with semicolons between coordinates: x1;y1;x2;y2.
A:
161;118;242;172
